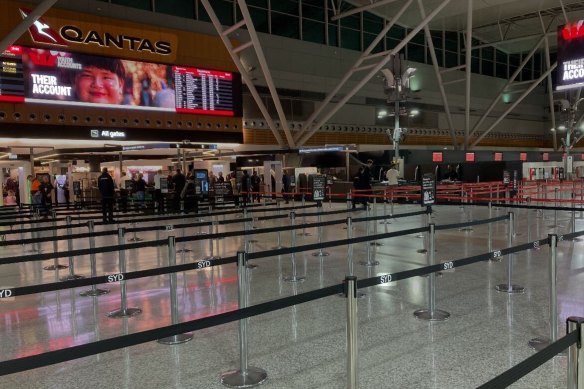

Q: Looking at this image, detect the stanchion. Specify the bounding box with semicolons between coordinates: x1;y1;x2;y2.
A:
204;223;220;260
176;223;193;255
158;236;193;345
414;223;450;321
271;202;287;250
43;210;68;270
283;212;304;282
345;276;358;389
127;220;143;242
26;210;43;254
528;234;560;351
297;194;312;237
312;205;329;257
61;215;84;281
380;189;391;225
370;195;383;246
107;228;142;318
488;202;493;253
567;316;584;389
244;209;258;244
360;205;379;266
416;209;431;253
495;212;525;293
347;191;352;210
80;220;109;296
221;251;268;387
548;188;559;228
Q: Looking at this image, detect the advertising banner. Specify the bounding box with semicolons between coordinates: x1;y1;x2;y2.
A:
557;21;584;91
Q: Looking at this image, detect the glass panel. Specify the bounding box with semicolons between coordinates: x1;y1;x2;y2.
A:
328;24;338;46
112;0;151;10
363;33;383;53
250;7;269;33
303;20;326;44
482;46;494;61
430;30;443;49
482;60;494;76
521;67;532;81
341;28;360;51
247;0;268;7
386;37;400;50
363;13;383;34
471;57;480;73
495;50;507;65
509;53;520;66
407;43;425;63
215;0;234;25
272;12;300;39
302;2;325;21
156;0;195;17
471;48;480;58
411;30;425;45
428;48;443;66
272;0;299;14
445;51;458;68
387;25;405;39
496;62;507;79
340;13;360;29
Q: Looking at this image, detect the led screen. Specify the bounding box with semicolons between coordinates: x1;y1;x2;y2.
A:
557;21;584;91
0;45;242;117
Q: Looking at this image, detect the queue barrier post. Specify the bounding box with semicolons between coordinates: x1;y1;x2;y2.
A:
370;195;383;246
567;317;584;389
158;236;193;345
27;210;42;254
107;227;142;318
127;220;143;242
495;212;525;294
312;203;329;257
380;189;390;225
416;209;431;252
347;191;352;210
176;222;193;255
80;220;109;297
345;276;358;389
297;194;311;237
360;205;379;267
220;251;267;388
283;212;304;283
488;202;493;253
244;208;258;244
205;223;220;260
528;234;560;351
61;215;84;281
43;210;68;271
414;223;450;321
272;202;286;250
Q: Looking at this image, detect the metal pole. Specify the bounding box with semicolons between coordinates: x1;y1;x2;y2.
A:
528;234;558;350
360;206;379;266
62;215;83;281
221;251;268;387
80;220;109;296
272;202;286;249
312;206;330;257
283;212;304;282
347;217;354;276
370;195;383;245
414;224;450;321
298;194;311;236
345;276;358;389
567;317;584;389
205;223;218;260
107;228;142;318
44;210;67;270
488;202;493;252
495;212;525;293
158;236;193;345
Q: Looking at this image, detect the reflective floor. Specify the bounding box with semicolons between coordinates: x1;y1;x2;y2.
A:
0;201;582;388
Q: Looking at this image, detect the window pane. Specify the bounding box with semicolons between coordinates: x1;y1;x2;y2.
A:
411;30;424;45
386;37;400;50
408;43;425;63
387;25;405;39
495;50;507;65
496;62;507;78
363;13;383;34
341;28;360;51
328;24;338;46
250;7;269;33
112;0;151;10
482;46;494;61
430;30;443;49
272;0;298;14
471;57;480;73
445;51;458;68
247;0;267;7
272;12;299;39
364;33;383;53
340;13;360;29
482;60;494;76
510;54;520;66
521;67;532;81
302;2;324;21
430;48;443;67
215;0;234;25
156;0;195;17
303;20;325;44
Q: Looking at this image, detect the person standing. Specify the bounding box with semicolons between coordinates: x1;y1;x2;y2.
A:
172;169;186;212
28;175;41;211
5;174;19;205
119;171;129;213
98;168;115;223
39;175;54;217
134;173;147;208
217;171;225;183
240;170;250;207
251;170;261;203
385;163;399;186
153;169;164;212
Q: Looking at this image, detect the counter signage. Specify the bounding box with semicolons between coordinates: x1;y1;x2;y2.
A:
160;177;169;194
311;174;326;201
72;181;81;196
503;170;510;185
421;173;435;206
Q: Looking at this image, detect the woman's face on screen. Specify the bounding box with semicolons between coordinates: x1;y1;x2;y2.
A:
76;66;123;104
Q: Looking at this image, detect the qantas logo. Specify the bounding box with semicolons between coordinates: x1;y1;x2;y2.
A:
562;20;584;41
20;8;68;46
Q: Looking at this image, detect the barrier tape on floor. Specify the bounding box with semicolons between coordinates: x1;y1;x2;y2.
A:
476;330;578;389
0;282;344;377
357;237;550;289
3;255;237;297
434;214;509;231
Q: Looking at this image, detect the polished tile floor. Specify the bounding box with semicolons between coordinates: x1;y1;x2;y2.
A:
0;201;582;388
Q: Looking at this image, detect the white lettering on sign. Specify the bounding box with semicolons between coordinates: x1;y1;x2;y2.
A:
443;261;454;270
31;73;72;97
0;289;13;298
380;274;392;284
107;273;124;283
563;59;584;82
197;260;211;269
56;56;82;70
493;250;502;258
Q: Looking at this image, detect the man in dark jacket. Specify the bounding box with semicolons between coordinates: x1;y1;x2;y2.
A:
98;168;115;223
172;169;186;212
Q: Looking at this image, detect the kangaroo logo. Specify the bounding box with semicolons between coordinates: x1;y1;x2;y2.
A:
19;8;68;46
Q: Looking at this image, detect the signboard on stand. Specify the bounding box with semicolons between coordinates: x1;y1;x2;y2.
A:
194;170;209;196
503;170;510;185
421;173;435;206
311;175;326;201
72;181;81;196
160;177;169;194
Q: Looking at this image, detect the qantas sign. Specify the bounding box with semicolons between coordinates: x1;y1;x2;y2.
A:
20;8;172;55
561;20;584;41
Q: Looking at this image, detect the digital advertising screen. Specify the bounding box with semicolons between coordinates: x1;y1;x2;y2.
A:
0;45;242;117
557;20;584;91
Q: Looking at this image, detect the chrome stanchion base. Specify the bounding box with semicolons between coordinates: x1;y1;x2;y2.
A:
495;284;525;294
413;309;450;321
422;272;443;278
312;251;330;257
489;257;502;262
157;333;194;345
415;234;424;239
80;288;110;297
527;337;566;354
359;260;379;267
107;307;142;318
221;367;268;388
60;274;85;282
43;263;68;270
282;275;305;283
204;255;221;261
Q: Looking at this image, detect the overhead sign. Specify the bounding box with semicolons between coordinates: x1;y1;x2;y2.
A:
557;20;584;90
298;145;356;154
90;129;126;139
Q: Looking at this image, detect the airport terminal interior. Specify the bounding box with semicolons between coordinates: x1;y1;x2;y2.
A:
2;0;584;388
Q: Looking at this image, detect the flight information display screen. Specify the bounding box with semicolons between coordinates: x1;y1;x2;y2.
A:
0;45;242;117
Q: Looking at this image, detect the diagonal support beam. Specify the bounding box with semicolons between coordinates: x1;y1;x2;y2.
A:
469;35;546;139
199;0;286;147
293;0;414;144
471;63;557;148
464;0;473;149
296;0;451;147
0;0;59;54
236;0;296;148
418;0;457;147
331;0;402;21
540;12;557;150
